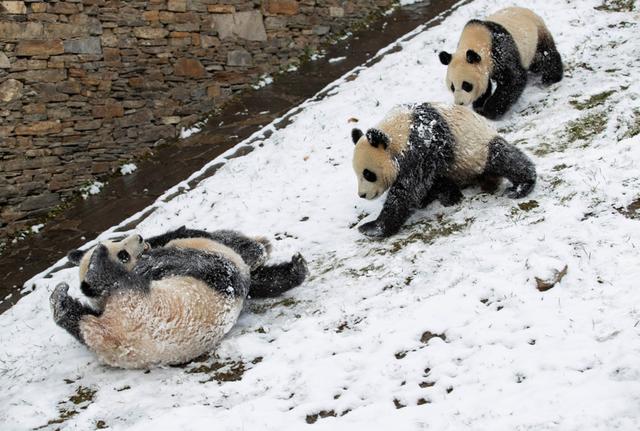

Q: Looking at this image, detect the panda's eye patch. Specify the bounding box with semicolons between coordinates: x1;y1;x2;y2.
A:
450;83;455;92
363;169;377;183
462;81;473;92
117;250;130;263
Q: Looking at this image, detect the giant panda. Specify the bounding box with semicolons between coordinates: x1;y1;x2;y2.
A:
50;228;308;369
351;103;536;237
438;6;563;119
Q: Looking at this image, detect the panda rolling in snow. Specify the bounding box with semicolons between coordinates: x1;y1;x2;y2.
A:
439;7;563;119
50;227;308;369
352;103;536;238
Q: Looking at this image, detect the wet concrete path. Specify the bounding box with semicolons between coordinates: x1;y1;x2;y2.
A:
0;0;462;314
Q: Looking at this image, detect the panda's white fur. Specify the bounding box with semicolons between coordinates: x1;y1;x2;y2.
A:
52;228;308;369
487;7;541;69
351;102;536;237
80;275;242;369
437;104;494;184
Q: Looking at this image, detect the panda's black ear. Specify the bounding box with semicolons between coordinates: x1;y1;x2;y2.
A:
366;128;390;150
439;51;452;65
466;49;481;64
67;249;86;265
351;128;364;145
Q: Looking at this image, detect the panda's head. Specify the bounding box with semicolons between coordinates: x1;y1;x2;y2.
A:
351;128;398;200
439;49;488;106
68;234;149;284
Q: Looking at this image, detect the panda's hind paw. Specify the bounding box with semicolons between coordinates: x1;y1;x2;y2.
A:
291;252;309;281
50;283;71;320
505;182;535;199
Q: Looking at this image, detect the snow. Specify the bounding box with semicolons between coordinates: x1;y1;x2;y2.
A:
310;50;326;61
180;119;209;139
2;0;640;429
30;224;44;234
328;56;347;64
120;163;138;175
252;74;274;90
179;125;201;139
80;181;104;199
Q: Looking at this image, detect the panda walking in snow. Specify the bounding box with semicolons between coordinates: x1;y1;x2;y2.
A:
352;103;536;238
50;227;308;369
439;7;563;119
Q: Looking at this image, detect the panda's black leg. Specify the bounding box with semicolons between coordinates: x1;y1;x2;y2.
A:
145;226;191;248
483;137;536;199
418;177;461;208
146;226;225;248
472;80;492;111
249;254;308;298
50;283;98;344
478;174;501;194
207;230;270;270
534;31;563;85
434;177;463;207
478;68;527;120
418;187;438;209
359;186;417;238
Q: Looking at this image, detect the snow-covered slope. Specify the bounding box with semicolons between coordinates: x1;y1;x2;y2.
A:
2;0;639;429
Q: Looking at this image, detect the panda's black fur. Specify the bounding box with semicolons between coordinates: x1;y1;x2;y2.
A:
352;103;536;237
50;228;308;368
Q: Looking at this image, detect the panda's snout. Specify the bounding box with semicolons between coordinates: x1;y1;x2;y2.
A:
359;193;367;199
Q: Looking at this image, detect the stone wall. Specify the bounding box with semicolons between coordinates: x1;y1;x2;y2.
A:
0;0;394;239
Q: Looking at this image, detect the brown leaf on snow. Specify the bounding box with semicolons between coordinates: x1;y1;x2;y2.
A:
535;265;568;292
347;117;359;123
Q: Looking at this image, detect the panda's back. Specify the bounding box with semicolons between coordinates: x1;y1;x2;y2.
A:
165;237;249;276
486;7;543;69
432;104;497;185
80;276;243;369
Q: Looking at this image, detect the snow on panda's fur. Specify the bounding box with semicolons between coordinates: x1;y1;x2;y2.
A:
50;227;308;369
438;6;563;119
351;103;536;237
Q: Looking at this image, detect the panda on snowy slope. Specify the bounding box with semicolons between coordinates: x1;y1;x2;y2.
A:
352;103;536;238
50;227;308;369
439;7;563;119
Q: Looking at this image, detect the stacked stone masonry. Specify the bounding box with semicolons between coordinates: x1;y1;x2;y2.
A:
0;0;394;239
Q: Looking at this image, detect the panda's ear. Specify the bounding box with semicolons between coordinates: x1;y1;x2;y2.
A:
466;49;481;64
439;51;452;65
351;128;364;145
67;249;86;265
366;128;390;150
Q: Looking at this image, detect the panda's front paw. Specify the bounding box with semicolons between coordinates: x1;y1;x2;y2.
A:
358;220;387;238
